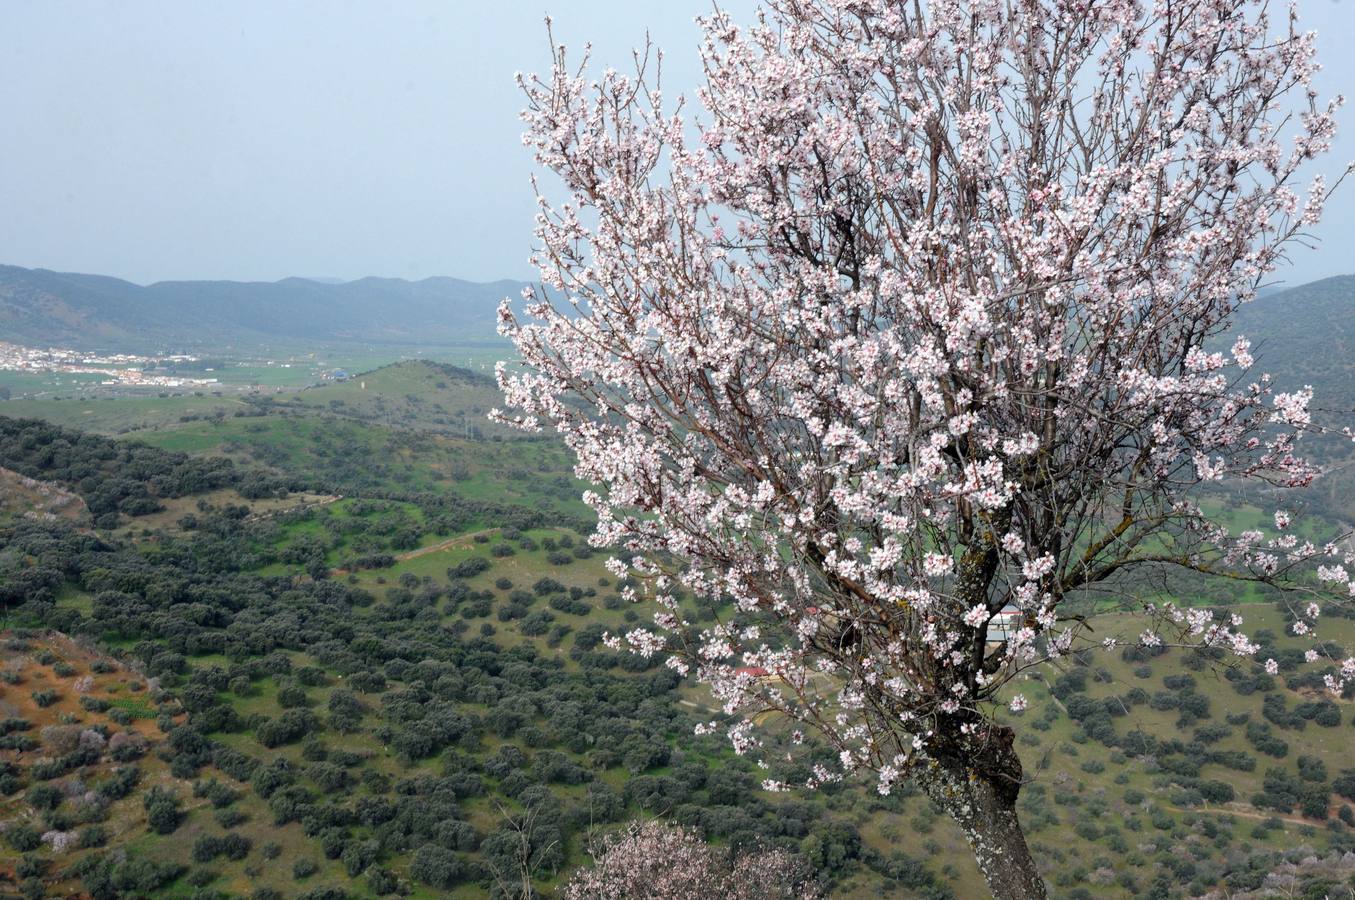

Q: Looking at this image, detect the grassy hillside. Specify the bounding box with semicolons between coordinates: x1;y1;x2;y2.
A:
260;361;518;439
0;468;87;524
7;504;1355;898
1233;276;1355;419
3;369;1355;899
0;359;510;432
0;395;254;435
1229;276;1355;503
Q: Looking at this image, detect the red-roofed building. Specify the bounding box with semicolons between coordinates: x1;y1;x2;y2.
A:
986;606;1024;644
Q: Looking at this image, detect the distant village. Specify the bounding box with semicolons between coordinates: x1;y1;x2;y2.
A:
0;340;218;388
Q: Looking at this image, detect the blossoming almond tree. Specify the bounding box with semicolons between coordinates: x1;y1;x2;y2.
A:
496;2;1352;896
562;819;820;900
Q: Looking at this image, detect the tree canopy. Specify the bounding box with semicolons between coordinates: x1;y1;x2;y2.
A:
499;2;1353;896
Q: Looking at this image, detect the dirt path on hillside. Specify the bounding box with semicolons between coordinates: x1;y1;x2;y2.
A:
330;527;498;575
394;528;497;562
677;698;721;715
1161;802;1325;828
1033;672;1069;715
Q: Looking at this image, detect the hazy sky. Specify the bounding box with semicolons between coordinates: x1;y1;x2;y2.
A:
1;0;1351;287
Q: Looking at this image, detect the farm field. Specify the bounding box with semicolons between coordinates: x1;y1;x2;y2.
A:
0;340;514;403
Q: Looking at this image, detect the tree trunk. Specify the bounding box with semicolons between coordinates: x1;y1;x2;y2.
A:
920;725;1048;900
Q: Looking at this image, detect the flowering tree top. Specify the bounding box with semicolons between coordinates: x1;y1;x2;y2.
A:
496;4;1350;881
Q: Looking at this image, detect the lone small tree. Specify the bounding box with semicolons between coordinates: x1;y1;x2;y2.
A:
562;819;820;900
498;2;1352;897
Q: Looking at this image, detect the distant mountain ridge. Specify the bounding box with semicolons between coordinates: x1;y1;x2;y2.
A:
0;264;526;351
1218;274;1355;475
1232;273;1355;405
4;261;1352;367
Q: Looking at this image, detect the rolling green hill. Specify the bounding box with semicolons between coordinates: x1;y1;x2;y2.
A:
2;413;1354;898
1218;276;1355;523
262;360;517;439
1234;275;1355;412
3;273;1355;897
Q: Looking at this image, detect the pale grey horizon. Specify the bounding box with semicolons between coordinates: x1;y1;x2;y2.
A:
0;0;1351;290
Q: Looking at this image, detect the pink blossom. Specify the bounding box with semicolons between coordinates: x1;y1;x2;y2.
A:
562;820;821;900
503;3;1351;893
923;552;952;577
